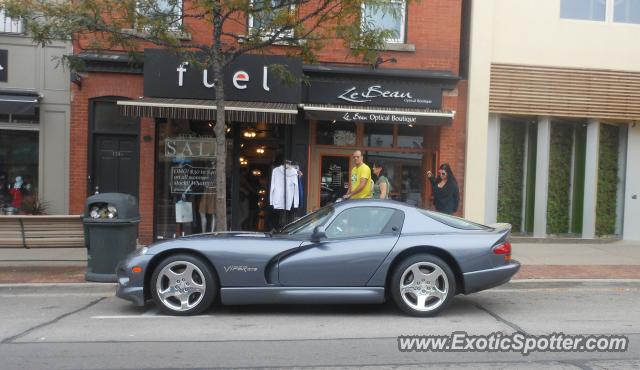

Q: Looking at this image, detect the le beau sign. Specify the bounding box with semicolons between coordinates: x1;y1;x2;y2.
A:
306;78;443;109
144;49;302;103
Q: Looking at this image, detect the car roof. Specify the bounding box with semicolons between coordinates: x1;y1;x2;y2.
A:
332;199;418;212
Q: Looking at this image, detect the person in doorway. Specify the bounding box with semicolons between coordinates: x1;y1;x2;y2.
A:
372;161;392;199
426;163;459;215
343;150;372;200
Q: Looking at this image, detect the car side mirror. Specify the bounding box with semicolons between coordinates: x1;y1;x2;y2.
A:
310;226;327;243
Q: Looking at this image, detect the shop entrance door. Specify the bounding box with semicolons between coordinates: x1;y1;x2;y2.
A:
91;134;139;197
231;123;287;231
309;149;354;210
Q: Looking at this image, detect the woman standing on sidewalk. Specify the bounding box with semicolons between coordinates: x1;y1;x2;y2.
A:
427;163;459;215
372;162;392;199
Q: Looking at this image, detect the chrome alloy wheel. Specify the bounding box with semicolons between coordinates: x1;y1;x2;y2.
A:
155;261;206;312
399;262;449;312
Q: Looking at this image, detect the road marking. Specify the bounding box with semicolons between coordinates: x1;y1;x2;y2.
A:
511;278;640;283
0;293;112;297
91;315;175;319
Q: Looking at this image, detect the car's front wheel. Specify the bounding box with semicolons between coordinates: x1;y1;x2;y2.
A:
391;254;456;317
150;254;216;315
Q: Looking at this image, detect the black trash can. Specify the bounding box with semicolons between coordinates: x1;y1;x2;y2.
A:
83;193;140;282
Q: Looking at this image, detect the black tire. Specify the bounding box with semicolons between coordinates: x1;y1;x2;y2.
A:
150;254;217;316
390;254;456;317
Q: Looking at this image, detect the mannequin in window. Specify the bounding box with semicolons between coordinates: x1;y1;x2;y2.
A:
198;192;216;233
10;176;29;211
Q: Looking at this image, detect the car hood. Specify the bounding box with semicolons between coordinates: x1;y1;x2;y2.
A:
143;231;300;255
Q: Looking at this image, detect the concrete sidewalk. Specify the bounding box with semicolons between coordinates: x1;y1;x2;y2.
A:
512;241;640;279
0;240;638;283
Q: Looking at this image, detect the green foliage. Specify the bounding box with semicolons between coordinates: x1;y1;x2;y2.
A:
596;124;620;236
2;0;402;67
2;0;403;231
497;122;526;231
546;122;573;235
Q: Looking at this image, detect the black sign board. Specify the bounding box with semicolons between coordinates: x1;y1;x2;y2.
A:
0;50;7;82
306;77;443;109
144;49;302;103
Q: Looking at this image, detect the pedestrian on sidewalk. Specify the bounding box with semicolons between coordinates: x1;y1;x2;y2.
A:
372;161;392;199
427;163;459;215
343;150;372;200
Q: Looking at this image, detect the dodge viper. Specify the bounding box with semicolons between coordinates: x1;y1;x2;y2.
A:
116;199;520;316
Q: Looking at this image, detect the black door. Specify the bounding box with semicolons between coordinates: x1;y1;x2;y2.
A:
92;134;139;197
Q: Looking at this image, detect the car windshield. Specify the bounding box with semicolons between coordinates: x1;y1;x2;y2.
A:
278;206;335;235
419;209;491;230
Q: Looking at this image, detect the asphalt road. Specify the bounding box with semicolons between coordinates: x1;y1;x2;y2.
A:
0;280;638;370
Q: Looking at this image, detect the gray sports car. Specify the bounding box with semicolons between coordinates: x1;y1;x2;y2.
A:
116;199;520;317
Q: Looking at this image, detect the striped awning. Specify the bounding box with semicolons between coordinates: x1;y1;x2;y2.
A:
300;104;455;126
0;92;40;117
117;98;299;124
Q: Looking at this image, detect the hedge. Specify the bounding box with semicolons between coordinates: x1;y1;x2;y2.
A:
497;122;526;231
595;124;619;236
546;122;573;235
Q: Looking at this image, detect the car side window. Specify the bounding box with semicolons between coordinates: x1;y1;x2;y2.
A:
325;207;399;239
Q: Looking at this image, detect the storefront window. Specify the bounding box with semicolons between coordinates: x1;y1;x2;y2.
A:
364;124;393;147
0;130;39;214
155;119;290;238
397;125;424;148
316;121;356;146
155;120;219;239
365;151;424;207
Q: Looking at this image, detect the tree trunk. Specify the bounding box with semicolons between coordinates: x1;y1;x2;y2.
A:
211;3;228;231
212;55;227;231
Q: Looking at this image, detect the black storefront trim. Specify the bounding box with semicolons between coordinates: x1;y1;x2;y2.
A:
303;64;461;81
118;98;298;124
76;52;144;74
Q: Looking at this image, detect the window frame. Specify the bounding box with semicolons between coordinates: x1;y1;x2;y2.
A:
560;0;607;22
247;0;296;40
361;0;407;44
559;0;640;25
135;0;184;31
613;0;640;24
0;9;24;34
324;206;403;240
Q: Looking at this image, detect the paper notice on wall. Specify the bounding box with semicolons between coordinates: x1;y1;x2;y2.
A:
170;164;216;194
175;201;193;223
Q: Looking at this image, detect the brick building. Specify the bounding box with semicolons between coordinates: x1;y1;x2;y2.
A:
70;0;469;244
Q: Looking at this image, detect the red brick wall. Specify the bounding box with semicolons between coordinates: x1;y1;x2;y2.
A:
311;0;462;73
69;72;155;244
439;80;467;216
70;0;467;240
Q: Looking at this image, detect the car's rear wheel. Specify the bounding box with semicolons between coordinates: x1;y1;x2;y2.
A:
150;254;216;315
391;254;456;317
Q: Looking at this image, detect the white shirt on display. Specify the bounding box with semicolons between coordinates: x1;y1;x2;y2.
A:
270;165;299;210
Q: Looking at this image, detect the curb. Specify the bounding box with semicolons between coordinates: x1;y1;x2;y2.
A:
0;282;116;288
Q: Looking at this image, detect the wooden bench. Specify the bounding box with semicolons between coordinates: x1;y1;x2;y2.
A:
0;215;85;248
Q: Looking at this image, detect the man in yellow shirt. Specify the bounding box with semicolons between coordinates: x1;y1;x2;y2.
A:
343;150;372;199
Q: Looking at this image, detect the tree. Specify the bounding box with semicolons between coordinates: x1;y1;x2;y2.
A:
3;0;404;230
